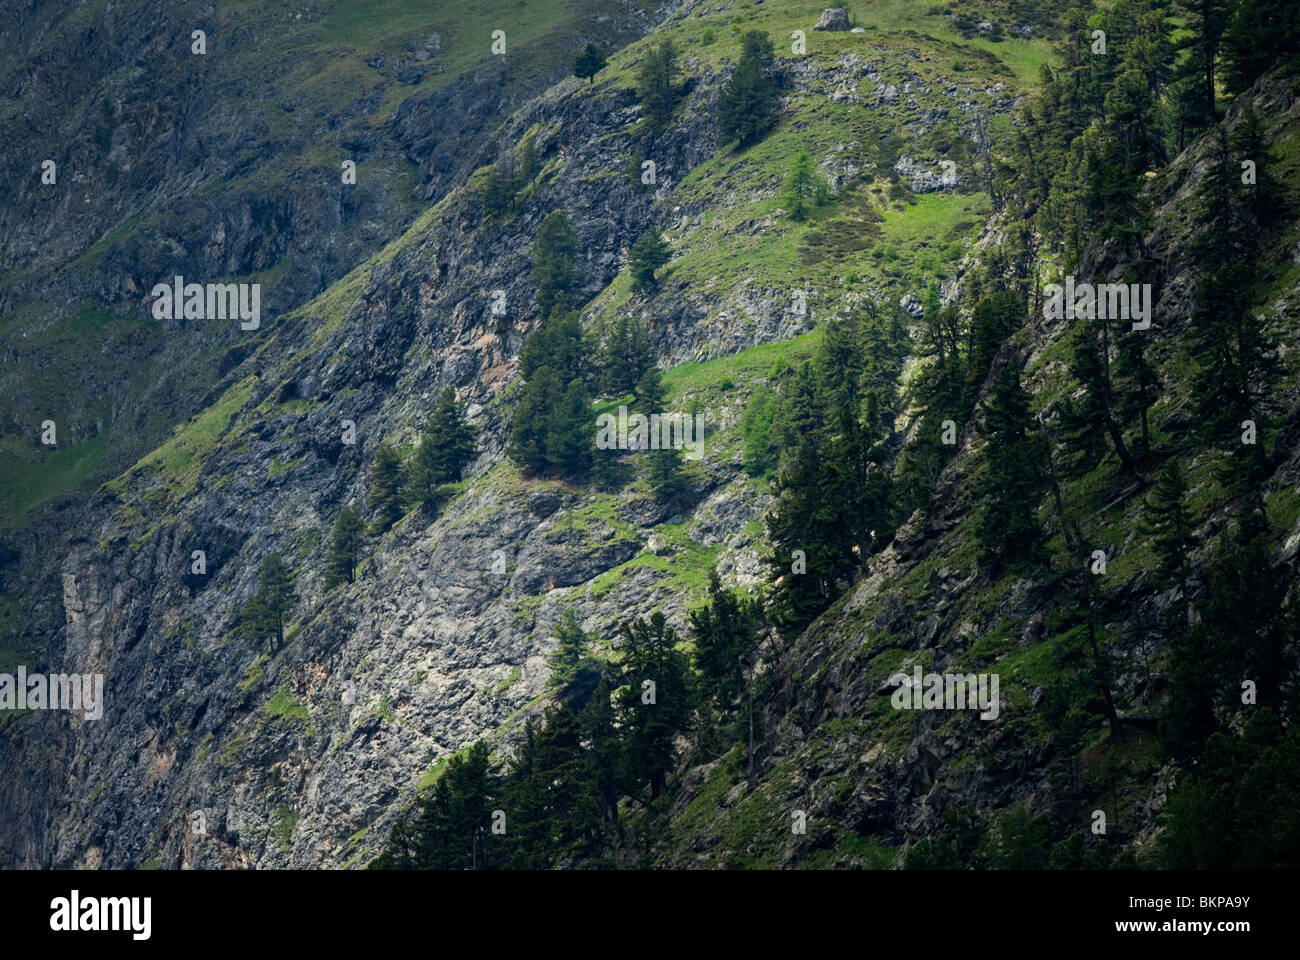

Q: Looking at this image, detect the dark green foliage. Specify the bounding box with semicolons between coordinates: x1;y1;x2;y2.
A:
964;291;1024;408
717;31;779;148
1140;460;1195;591
545;378;595;476
373;742;497;869
763;303;907;635
896;302;967;514
632;364;665;413
479;137;543;217
1047;831;1116;869
1113;331;1157;456
903;808;988;869
1221;0;1300;95
509;219;599;479
374;676;629;869
508;369;593;478
1184;124;1281;491
615;612;693;801
1160;709;1300;868
984;804;1052;869
1173;0;1230;132
547;608;593;690
690;569;762;710
782;152;830;220
508;367;561;475
367;445;406;535
645;446;684;502
635;40;678;130
237;552;296;651
323;505;362;588
532;210;578;320
519;310;590;384
1163;507;1292;756
977;360;1047;572
407;386;476;507
479;157;518;219
573;42;607;83
598;315;655;398
629;229;671;289
740;384;778;476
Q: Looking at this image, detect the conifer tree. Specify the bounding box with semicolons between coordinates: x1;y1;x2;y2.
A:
508;368;560;476
519;310;590;384
573;43;606;84
782;152;830;220
977;360;1047;571
635;40;678;130
480;154;517;218
408;386;477;507
238;552;296;651
1173;0;1230;130
578;678;622;832
547;609;592;690
1221;0;1300;96
632;364;665;413
1114;331;1158;457
717;30;778;148
532;210;578;320
690;569;762;710
629;229;671;289
367;445;406;535
545;379;595;478
645;445;684;502
740;385;778;476
324;505;362;588
598;315;655;397
615;613;693;801
964;291;1023;408
1141;460;1196;593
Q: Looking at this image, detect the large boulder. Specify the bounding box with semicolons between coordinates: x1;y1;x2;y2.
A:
814;8;851;31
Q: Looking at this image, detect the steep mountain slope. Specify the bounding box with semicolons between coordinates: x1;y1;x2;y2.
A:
0;0;1063;867
657;72;1300;868
0;0;661;674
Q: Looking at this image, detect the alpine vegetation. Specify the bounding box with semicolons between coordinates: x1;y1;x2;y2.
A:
2;0;1299;896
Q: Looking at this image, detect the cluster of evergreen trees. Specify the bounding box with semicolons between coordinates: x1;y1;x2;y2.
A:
507;210;683;497
363;386;477;541
894;0;1299;868
370;0;1299;869
755;304;910;636
479;135;543;219
716;31;780;148
371;572;763;868
234;390;477;651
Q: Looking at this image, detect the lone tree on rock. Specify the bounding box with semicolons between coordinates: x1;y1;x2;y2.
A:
238;552;297;651
407;386;477;507
324;505;362;588
573;43;606;83
629;229;671;289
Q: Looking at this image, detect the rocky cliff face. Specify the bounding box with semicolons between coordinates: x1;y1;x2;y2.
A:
6;0;1257;872
0;0;664;706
